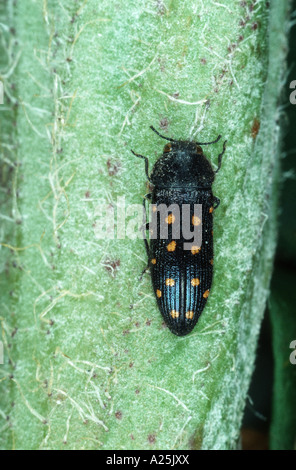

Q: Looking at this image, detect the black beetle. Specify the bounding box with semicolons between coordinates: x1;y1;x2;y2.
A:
132;126;227;336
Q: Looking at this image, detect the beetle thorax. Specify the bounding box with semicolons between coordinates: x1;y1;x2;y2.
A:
150;148;215;189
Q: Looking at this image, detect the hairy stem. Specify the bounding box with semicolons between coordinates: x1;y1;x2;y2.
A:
0;0;291;450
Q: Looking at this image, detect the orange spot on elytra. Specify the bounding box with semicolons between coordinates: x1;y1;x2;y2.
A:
203;289;210;299
167;241;177;252
156;289;162;298
191;278;200;286
186;311;194;320
209;206;214;214
170;310;179;319
192;215;201;226
191;246;200;255
165;213;175;224
151;258;157;265
165;278;175;286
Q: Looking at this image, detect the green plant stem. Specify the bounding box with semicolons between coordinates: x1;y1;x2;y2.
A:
0;0;291;450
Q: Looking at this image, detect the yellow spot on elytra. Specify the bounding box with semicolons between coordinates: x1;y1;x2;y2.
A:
191;278;200;287
165;278;175;287
209;206;214;214
191;245;200;255
192;215;201;226
151;258;156;265
186;311;194;320
156;289;162;298
167;241;177;252
165;213;175;224
210;259;214;265
152;205;157;213
203;289;210;299
170;310;179;319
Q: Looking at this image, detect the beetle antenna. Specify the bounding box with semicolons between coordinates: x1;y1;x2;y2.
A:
150;126;178;142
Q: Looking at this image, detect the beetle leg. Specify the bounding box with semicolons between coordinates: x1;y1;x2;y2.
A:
213;196;220;209
137;195;151;281
215;140;227;173
131;150;152;182
141;194;151;257
139;264;150;282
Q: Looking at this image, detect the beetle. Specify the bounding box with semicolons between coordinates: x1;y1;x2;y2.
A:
131;126;227;336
